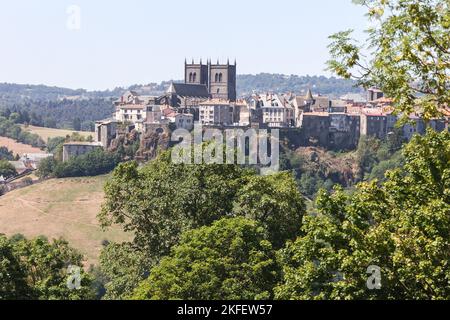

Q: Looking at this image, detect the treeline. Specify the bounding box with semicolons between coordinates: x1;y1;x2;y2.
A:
0;111;45;148
237;74;364;97
37;149;120;179
0;234;95;300
0;146;15;161
37;132;137;179
1;99;113;130
0;83;122;100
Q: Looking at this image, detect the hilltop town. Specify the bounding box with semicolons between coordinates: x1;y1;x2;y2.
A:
80;59;449;161
1;0;449;303
1;59;448;188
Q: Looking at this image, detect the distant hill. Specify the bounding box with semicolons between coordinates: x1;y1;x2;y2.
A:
0;75;362;129
236;74;363;98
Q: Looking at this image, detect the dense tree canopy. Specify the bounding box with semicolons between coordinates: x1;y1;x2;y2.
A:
275;129;450;300
0;146;14;161
0;235;95;300
99;151;306;262
132;217;280;300
0;160;17;179
98;243;151;300
98;149;306;299
234;172;306;249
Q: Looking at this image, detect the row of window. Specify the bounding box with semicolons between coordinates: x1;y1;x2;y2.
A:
188;72;225;83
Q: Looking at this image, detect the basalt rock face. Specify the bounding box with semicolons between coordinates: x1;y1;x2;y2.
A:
109;129;139;153
135;131;170;161
108;125;171;162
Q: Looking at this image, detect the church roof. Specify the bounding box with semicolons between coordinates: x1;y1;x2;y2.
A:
305;89;314;101
167;83;210;98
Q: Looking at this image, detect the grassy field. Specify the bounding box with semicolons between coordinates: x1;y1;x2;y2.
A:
0;175;131;266
21;125;94;142
0;136;46;155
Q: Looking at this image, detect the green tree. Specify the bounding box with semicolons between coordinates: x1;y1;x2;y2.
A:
36;157;57;179
234;172;305;249
0;160;17;179
99;151;253;261
73;117;82;131
99;243;151;300
12;236;95;300
132;217;280;300
0;235;95;300
356;135;381;179
275;129;450;300
0;146;14;161
327;0;449;120
0;236;31;299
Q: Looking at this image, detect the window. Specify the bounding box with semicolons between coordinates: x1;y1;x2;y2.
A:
193;73;197;82
215;73;219;82
217;88;220;94
219;73;223;82
189;73;193;82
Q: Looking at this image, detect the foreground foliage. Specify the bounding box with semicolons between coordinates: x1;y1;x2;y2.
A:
327;0;449;119
0;235;95;300
275;129;450;300
132;217;280;300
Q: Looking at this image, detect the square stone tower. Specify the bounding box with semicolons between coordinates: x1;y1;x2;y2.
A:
185;59;237;101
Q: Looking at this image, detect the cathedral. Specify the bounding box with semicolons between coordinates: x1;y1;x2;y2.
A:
161;59;237;109
184;59;237;101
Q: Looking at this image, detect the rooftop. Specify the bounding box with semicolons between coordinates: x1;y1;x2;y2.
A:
167;82;210;98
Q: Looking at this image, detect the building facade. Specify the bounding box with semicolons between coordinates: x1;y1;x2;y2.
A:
198;100;234;126
185;59;237;101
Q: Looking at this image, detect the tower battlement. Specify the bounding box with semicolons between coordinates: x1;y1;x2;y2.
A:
185;59;237;101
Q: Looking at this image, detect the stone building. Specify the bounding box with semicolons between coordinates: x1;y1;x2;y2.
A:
95;120;117;148
233;101;250;126
402;116;446;141
198;99;234;126
360;109;388;139
252;94;295;128
165;82;211;108
367;87;384;102
184;59;237;101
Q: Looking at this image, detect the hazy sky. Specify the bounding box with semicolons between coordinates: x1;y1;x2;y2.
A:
0;0;368;90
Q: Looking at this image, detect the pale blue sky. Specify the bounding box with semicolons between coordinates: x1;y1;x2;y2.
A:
0;0;368;90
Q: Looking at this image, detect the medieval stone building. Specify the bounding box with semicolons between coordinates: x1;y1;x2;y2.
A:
184;59;237;101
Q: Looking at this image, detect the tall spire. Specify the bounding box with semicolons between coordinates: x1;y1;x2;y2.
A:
167;82;176;94
305;88;313;101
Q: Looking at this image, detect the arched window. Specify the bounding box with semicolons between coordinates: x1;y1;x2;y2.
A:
217;88;220;94
193;73;197;82
189;73;193;82
219;73;223;82
215;73;219;82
